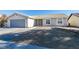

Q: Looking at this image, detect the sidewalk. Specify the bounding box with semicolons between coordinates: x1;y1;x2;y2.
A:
0;27;36;35
57;27;79;31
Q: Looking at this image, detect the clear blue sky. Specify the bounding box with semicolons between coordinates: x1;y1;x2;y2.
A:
0;10;79;16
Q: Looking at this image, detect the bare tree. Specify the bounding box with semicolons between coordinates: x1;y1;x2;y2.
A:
0;15;7;27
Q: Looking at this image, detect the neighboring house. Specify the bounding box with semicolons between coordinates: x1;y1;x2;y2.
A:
6;13;34;28
68;13;79;27
32;14;68;27
6;13;68;28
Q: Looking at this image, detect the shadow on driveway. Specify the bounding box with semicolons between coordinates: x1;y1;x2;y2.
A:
0;28;79;49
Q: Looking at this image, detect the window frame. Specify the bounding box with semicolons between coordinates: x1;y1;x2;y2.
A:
46;19;50;24
57;18;63;24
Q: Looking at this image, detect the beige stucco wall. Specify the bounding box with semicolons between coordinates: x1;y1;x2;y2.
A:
42;18;68;26
43;18;56;26
68;15;79;27
64;18;69;26
56;18;68;26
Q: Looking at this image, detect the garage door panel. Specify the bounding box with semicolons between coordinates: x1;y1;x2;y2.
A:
10;19;25;28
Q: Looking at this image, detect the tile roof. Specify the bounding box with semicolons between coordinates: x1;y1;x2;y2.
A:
72;13;79;17
31;14;68;19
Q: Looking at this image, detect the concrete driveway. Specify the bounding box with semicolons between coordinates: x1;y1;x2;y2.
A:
0;27;35;35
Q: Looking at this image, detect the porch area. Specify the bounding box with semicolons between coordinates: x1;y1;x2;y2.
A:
34;19;43;26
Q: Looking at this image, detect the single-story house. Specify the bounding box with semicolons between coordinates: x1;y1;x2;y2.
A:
32;14;68;27
68;13;79;27
6;13;68;28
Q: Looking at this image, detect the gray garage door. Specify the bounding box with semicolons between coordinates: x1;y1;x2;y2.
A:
10;19;25;28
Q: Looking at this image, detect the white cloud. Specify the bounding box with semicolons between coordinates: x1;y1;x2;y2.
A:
0;0;78;10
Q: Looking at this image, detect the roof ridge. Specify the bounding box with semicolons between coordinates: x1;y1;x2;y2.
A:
32;14;67;16
67;13;79;20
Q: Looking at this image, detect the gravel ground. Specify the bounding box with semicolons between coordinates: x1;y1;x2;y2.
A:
10;27;79;49
0;27;79;49
0;40;46;49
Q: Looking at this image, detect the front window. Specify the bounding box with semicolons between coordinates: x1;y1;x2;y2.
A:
58;18;62;24
46;19;50;24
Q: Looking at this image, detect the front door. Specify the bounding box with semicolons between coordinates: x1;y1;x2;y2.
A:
35;19;43;26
